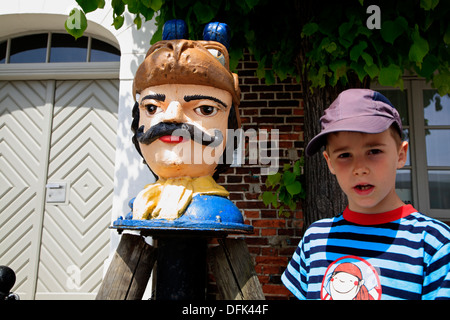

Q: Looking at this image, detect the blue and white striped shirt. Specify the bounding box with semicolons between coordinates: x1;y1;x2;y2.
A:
282;205;450;300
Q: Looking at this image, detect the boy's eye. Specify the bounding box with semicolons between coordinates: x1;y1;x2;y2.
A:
368;149;382;155
194;105;218;117
338;152;351;159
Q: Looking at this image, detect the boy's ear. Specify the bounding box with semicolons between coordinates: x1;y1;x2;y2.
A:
322;150;336;175
397;141;409;169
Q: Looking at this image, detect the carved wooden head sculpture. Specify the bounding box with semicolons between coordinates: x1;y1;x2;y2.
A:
131;22;241;180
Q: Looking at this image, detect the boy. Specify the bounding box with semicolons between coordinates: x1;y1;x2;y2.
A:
282;89;450;300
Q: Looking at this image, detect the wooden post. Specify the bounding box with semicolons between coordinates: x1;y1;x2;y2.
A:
96;233;157;300
155;236;208;300
208;238;265;300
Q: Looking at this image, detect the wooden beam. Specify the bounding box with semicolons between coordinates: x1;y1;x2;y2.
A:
96;233;156;300
208;238;265;300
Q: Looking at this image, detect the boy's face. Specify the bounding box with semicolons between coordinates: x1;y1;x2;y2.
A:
323;130;408;213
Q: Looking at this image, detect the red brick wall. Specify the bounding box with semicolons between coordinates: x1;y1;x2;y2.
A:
208;51;305;300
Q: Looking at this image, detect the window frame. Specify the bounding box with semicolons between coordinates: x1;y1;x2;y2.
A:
0;31;120;80
373;79;450;222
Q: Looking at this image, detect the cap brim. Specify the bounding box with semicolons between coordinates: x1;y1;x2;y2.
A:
305;115;396;156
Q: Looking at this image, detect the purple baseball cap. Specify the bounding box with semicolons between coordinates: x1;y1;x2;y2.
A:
305;89;403;156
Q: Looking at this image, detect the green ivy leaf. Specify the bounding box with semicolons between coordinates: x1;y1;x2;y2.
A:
293;160;301;176
409;25;429;66
150;23;163;44
288;200;296;212
282;171;296;186
264;69;275;85
262;191;276;207
266;172;281;188
76;0;104;13
350;41;368;61
149;0;163;12
361;52;374;66
279;205;287;218
301;22;319;37
193;2;216;24
379;64;402;86
350;61;367;82
420;0;439;10
286;181;302;196
444;24;450;45
329;59;347;82
111;0;125;16
432;71;450;96
415;54;439;79
65;8;88;40
381;20;404;45
134;14;142;29
338;21;355;49
112;14;125;29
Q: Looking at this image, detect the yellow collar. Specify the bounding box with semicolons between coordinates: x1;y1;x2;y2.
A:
133;176;229;220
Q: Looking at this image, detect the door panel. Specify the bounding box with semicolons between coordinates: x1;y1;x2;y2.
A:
0;80;53;300
36;80;118;299
0;80;118;299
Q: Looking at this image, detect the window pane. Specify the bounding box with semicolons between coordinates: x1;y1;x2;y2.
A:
396;169;413;205
423;90;450;126
90;38;120;62
0;41;6;63
378;90;409;126
9;33;47;63
428;170;450;209
49;33;87;62
425;129;450;166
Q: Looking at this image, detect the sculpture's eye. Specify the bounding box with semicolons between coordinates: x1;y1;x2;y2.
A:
207;49;226;66
194;105;218;117
145;104;162;116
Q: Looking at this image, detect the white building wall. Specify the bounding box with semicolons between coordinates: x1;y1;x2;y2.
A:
0;0;156;274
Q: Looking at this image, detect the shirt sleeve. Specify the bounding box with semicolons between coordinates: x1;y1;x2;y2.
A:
281;238;308;300
422;242;450;300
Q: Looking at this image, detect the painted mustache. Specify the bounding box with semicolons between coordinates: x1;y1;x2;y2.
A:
136;122;223;148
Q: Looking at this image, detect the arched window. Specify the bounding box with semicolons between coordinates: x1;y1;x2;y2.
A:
0;32;120;64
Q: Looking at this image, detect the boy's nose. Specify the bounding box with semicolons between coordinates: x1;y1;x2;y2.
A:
164;101;185;122
353;159;369;176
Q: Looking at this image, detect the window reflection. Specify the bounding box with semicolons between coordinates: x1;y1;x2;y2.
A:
423;91;450;126
423;90;450;211
9;34;48;63
50;34;88;62
2;33;119;64
425;129;450;167
90;38;120;62
396;169;412;205
428;171;450;209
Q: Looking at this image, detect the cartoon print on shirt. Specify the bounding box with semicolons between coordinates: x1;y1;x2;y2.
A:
321;255;382;300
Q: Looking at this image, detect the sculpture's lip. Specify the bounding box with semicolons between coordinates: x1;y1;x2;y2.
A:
158;135;188;143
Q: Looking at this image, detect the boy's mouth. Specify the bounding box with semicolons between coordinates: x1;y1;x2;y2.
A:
353;184;374;195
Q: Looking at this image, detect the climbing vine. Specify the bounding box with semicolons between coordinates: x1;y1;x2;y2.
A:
65;0;449;220
66;0;449;95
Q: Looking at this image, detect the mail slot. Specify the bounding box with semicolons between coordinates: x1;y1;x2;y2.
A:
45;181;68;203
